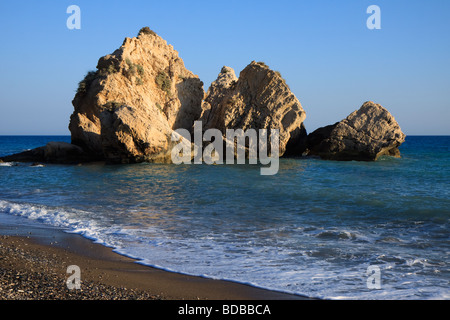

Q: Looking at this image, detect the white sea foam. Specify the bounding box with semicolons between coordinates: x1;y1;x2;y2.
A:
1;199;449;300
0;162;14;167
0;200;122;249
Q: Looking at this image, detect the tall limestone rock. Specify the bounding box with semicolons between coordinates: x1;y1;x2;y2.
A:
306;101;406;161
199;62;307;157
69;27;204;163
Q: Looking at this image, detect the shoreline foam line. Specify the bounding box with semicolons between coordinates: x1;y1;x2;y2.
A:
0;200;316;298
0;213;311;300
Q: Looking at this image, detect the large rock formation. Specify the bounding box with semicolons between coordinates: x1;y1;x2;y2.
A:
199;62;307;156
306;101;406;161
0;28;406;165
69;27;204;163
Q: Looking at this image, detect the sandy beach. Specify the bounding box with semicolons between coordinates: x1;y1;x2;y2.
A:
0;221;309;300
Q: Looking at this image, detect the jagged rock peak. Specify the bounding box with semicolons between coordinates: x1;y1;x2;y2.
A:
199;61;307;156
69;26;204;163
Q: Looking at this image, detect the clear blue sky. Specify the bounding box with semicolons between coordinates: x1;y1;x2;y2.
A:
0;0;449;135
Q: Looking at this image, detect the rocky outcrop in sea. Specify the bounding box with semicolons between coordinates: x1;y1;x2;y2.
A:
0;27;405;164
306;101;406;161
70;27;204;164
199;62;307;157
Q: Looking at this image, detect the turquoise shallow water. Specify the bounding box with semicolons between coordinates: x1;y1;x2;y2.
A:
0;136;449;299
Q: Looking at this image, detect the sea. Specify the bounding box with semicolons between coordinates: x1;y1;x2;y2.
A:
0;135;449;300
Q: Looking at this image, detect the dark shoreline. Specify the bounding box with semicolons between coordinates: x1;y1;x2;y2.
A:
0;219;312;300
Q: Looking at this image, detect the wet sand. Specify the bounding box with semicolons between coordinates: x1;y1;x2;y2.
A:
0;221;310;300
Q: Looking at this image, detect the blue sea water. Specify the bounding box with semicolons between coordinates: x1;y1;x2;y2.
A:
0;135;449;299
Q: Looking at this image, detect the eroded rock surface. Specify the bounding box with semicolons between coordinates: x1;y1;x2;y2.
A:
199;62;307;156
69;27;204;163
306;101;406;161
